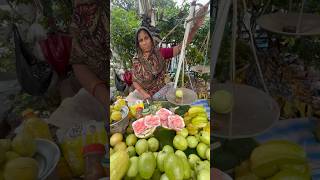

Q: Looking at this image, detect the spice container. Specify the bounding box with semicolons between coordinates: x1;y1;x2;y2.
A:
83;144;106;180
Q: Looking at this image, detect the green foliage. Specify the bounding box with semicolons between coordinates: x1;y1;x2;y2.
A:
263;0;320;70
286;37;320;69
7;91;61;116
0;9;11;22
50;0;73;32
7;0;32;4
271;0;320;13
0;50;15;73
112;0;136;11
111;0;209;70
214;25;231;82
111;7;140;68
156;2;210;69
185;18;210;67
214;32;253;82
186;46;204;66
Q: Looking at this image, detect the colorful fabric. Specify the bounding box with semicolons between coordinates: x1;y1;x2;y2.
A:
132;51;167;96
69;0;109;82
255;118;320;179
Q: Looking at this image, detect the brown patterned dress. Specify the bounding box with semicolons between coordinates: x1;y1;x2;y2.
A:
132;47;174;96
69;0;109;82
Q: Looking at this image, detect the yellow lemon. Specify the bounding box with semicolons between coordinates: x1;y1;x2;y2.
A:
117;99;126;107
113;104;122;111
111;111;122;121
116;96;123;100
175;89;183;98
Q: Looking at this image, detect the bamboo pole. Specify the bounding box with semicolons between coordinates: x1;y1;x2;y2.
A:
174;1;196;88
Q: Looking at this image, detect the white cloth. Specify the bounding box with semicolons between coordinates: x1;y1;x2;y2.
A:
48;88;106;130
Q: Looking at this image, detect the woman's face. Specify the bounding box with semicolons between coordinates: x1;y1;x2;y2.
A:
138;30;152;53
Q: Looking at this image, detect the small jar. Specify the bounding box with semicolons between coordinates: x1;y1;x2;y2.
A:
83;144;106;180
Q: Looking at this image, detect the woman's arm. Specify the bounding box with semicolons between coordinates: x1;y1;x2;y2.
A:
73;64;108;106
173;3;209;57
172;25;200;57
69;0;109;107
133;81;151;100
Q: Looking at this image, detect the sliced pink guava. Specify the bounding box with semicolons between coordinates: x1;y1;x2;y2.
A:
156;108;173;128
144;115;161;127
168;115;185;131
132;118;148;135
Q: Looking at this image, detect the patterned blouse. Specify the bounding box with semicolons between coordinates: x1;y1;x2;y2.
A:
69;0;109;82
132;48;173;96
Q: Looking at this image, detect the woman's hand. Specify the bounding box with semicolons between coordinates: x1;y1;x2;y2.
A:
142;92;151;100
193;3;209;28
73;64;108;107
133;81;151;100
180;2;209;49
94;83;109;107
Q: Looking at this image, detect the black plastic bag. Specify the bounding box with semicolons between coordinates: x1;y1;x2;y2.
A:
114;69;126;92
13;25;52;96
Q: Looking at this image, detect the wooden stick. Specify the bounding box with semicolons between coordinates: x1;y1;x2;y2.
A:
210;0;232;80
231;0;237;82
229;0;238;138
296;0;305;34
174;1;196;88
185;59;195;90
202;30;211;67
243;0;270;95
182;57;185;87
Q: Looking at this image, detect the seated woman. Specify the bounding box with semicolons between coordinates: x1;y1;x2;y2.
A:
130;4;208;101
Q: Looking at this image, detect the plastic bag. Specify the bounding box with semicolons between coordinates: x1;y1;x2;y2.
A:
56;120;108;177
13;24;53;96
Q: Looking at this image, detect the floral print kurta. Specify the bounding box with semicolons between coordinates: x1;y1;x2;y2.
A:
69;0;109;82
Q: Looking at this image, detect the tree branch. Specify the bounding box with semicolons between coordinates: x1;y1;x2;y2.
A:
5;0;32;24
112;0;135;11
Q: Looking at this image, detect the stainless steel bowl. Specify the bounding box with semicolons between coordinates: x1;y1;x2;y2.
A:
34;138;61;180
110;106;129;134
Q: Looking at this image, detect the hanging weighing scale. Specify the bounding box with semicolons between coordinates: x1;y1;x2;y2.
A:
166;0;209;106
190;65;210;74
210;0;280;138
257;0;320;36
212;82;280;138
